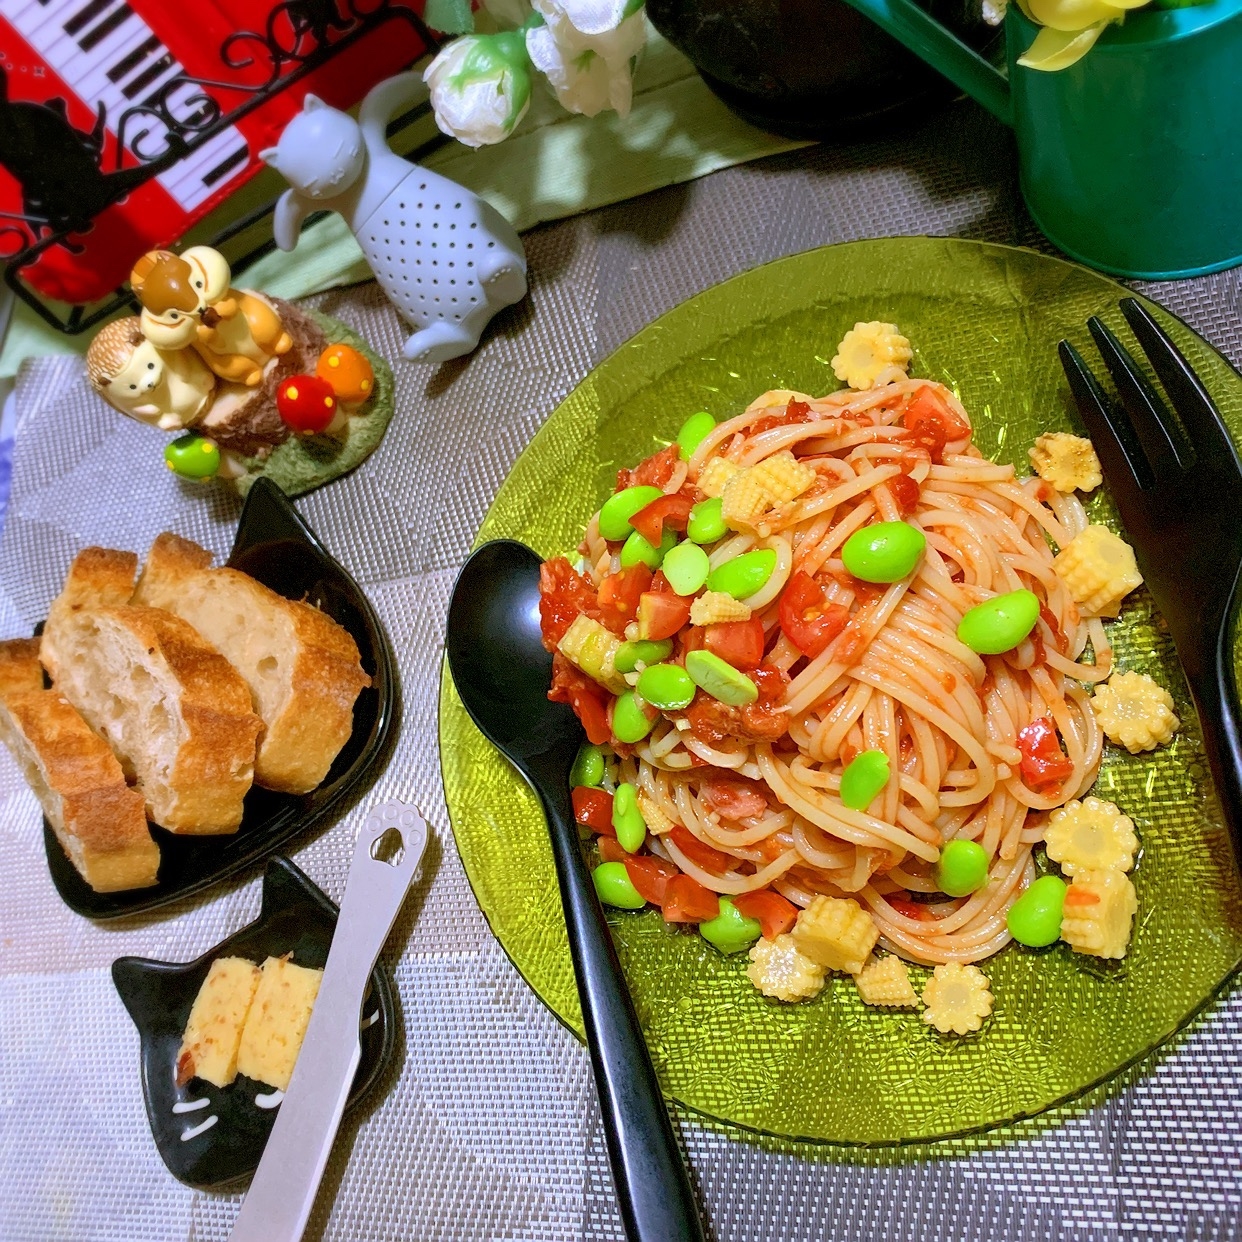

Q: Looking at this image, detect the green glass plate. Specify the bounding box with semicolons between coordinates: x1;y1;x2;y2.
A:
439;237;1242;1145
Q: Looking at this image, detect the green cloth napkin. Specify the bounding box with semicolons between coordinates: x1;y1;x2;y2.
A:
1;32;806;378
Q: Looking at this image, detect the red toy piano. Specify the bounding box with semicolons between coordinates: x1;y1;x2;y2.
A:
0;0;437;319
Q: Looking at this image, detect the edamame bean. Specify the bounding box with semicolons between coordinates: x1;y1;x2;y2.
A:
612;782;647;853
1007;874;1067;947
662;541;711;596
677;410;717;459
706;548;778;599
841;521;926;584
593;860;646;909
937;839;989;897
637;663;695;711
685;649;758;706
612;691;655;743
621;526;677;570
957;589;1040;655
687;496;727;544
839;749;890;810
599;485;664;541
570;743;606;788
700;897;762;954
614;639;673;674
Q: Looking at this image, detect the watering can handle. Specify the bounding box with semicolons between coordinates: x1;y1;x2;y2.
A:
837;0;1014;126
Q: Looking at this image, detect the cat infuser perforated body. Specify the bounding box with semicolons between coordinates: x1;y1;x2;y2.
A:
263;74;528;364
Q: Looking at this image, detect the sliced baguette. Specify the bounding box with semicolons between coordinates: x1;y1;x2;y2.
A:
51;606;262;833
133;532;369;794
0;639;159;892
40;547;138;684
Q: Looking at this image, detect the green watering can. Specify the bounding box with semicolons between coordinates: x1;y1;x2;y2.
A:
838;0;1242;278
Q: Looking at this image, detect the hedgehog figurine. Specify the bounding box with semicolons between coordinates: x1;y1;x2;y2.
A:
261;74;528;364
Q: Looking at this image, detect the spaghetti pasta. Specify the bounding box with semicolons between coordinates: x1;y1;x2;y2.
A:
539;349;1149;1008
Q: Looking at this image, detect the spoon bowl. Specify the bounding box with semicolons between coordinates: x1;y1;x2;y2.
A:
447;539;705;1242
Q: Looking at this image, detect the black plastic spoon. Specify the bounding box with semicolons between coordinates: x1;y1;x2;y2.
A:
447;539;706;1242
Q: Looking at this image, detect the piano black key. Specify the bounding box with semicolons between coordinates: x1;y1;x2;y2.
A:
125;51;175;99
78;3;130;53
107;32;159;83
201;142;247;188
63;0;113;37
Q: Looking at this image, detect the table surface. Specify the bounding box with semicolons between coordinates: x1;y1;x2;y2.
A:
2;99;1241;1242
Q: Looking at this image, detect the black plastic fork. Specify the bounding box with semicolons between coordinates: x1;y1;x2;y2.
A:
1059;298;1242;867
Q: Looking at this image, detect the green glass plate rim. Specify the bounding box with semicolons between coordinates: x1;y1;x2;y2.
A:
438;235;1242;1148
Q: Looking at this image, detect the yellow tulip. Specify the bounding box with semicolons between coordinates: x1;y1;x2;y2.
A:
1026;0;1125;31
1018;20;1109;68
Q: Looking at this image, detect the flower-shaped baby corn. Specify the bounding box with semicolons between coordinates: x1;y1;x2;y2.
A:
1091;671;1179;754
791;896;880;976
1044;796;1138;876
831;322;913;391
921;962;993;1035
854;954;920;1008
721;451;818;534
1060;869;1138;959
1028;432;1103;494
697;457;741;498
1052;525;1143;617
747;934;828;1002
689;591;752;626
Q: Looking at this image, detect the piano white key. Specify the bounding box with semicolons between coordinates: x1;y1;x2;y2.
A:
159;131;248;211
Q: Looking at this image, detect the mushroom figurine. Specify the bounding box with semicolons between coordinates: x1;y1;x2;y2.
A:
316;343;375;409
276;374;347;437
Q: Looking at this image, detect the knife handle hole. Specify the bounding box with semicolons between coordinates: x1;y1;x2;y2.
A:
370;827;405;867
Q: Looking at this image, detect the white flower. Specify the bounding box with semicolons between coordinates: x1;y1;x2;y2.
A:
424;32;533;147
528;1;646;117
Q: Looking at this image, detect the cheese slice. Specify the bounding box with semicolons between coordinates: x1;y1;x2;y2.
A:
177;957;262;1088
236;955;324;1091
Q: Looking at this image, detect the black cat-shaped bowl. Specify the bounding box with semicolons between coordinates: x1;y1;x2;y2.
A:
112;856;399;1190
44;477;400;918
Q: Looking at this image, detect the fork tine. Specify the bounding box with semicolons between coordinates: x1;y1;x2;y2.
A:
1086;317;1189;478
1120;297;1242;471
1057;339;1149;493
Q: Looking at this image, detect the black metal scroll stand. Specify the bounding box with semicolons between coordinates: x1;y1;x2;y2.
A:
0;0;446;336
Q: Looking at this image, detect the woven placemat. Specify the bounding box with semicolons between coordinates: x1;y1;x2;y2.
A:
0;99;1239;1241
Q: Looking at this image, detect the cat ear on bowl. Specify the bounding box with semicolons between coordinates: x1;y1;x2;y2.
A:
302;94;327;112
259;147;279;166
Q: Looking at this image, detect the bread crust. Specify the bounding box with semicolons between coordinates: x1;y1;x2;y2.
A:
55;605;262;833
134;532;369;793
41;547;138;683
0;687;159;891
0;637;44;698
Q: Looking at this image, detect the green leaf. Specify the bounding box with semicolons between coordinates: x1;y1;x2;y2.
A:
425;0;475;35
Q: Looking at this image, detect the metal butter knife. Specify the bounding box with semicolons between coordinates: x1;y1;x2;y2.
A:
229;801;427;1242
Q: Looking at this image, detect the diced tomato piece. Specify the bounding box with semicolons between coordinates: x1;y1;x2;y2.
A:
669;824;733;874
624;854;680;906
903;388;969;465
778;571;849;659
890;473;921;516
548;654;612;745
886;893;932;921
705;617;766;670
661;874;721;923
539;557;602;650
701;774;769;821
649;570;672;593
750;398;814;436
572;786;615;835
680;625;707;656
630;494;693;546
682;665;790;746
597;563;652;632
733;889;798;939
598;836;630;864
637;591;692;641
616;444;681;491
1017;715;1074;794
